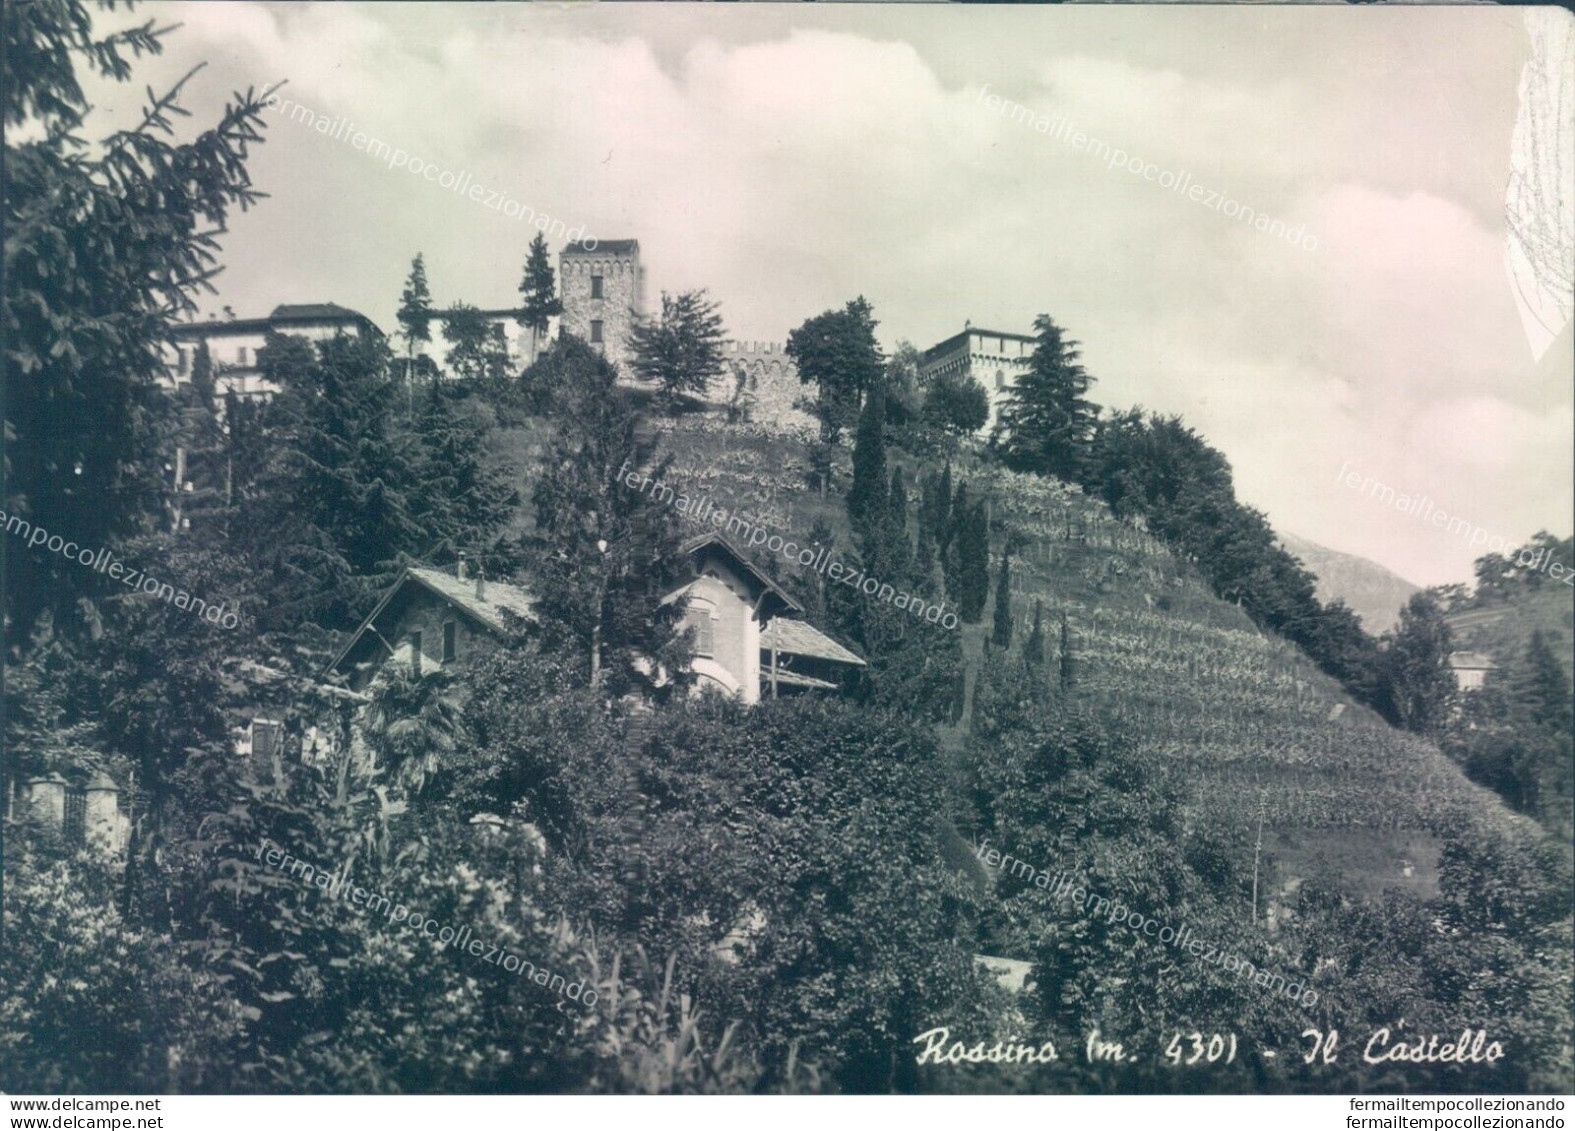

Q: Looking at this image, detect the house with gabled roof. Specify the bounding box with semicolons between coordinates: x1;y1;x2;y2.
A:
328;558;536;693
672;532;866;703
328;537;865;704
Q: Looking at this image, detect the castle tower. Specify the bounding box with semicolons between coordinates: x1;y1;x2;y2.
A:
559;239;644;375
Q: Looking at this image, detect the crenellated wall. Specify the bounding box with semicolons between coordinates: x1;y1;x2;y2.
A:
702;340;818;437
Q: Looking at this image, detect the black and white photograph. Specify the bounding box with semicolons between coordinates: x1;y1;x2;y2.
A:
2;0;1572;1116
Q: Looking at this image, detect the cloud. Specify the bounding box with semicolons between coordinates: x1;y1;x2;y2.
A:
99;3;1569;587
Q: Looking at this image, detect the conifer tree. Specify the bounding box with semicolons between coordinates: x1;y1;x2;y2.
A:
1026;600;1047;667
1515;630;1573;737
914;522;937;591
247;331;422;630
1059;612;1075;692
4;5;269;642
848;385;888;536
991;543;1013;650
882;466;912;580
957;498;991;624
409;383;519;572
397;253;435;380
991;314;1098;482
628;289;726;406
517;233;562;362
527;338;692;697
942;480;968;603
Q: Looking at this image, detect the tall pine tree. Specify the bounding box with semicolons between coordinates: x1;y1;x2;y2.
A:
516;233;562;364
397;253;435;382
991;314;1098;482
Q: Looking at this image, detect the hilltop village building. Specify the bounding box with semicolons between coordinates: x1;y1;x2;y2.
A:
165;302;378;400
918;326;1035;431
163;240;1035;435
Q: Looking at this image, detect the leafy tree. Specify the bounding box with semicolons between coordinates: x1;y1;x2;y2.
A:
3;1;269;644
1382;592;1456;735
883;339;923;430
627;289;726;405
723;699;992;1092
396;253;434;379
516;233;562;361
1086;407;1389;714
526;337;693;697
441;302;512;384
991;314;1098;482
0;847;246;1092
922;367;990;438
785;297;883;445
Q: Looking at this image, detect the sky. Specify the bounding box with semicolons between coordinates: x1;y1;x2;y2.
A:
81;2;1573;588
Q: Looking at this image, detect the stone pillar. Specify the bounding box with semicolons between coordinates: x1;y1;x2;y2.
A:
84;771;125;854
25;773;68;829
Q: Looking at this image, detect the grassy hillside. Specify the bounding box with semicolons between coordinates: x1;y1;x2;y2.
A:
609;414;1552;909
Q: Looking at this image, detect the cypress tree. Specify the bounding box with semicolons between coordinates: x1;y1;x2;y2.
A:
1026;600;1046;667
958;498;991;624
943;480;968;603
991;543;1013;650
883;466;912;578
397;253;435;381
848;385;887;536
1059;611;1074;692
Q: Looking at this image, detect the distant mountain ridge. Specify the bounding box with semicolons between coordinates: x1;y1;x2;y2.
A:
1279;532;1420;634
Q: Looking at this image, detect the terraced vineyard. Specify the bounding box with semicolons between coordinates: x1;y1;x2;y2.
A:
627;418;1553;902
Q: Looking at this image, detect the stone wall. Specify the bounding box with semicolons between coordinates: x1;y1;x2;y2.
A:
702;340;819;440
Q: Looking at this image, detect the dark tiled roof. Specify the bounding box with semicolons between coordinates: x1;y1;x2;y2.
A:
406;567;536;632
764;618;866;667
270;303;367;322
758;667;840;691
922;327;1035;363
680;532;804;614
563;239;639;256
327;567;535;676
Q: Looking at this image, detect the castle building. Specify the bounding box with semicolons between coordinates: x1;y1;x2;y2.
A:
166;303;378;400
918;326;1035;432
559;239;645;373
412;307;536;374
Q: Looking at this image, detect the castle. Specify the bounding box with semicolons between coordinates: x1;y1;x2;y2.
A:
161;238;1018;438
